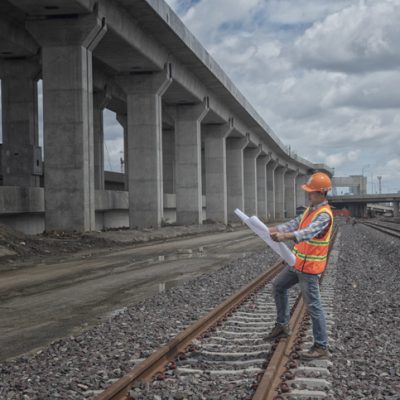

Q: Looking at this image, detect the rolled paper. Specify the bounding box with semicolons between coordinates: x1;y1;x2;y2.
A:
234;209;295;266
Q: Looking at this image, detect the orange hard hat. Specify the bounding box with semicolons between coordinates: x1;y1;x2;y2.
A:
302;172;332;193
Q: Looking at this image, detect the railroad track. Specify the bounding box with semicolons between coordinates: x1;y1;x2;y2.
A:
361;220;400;239
95;229;338;400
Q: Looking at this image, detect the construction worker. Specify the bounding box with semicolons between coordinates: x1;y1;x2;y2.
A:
265;172;334;360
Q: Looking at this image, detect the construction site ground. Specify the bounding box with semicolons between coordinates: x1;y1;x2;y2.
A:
0;222;266;361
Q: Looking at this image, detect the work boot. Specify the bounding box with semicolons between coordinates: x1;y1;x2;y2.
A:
300;344;330;360
264;323;291;341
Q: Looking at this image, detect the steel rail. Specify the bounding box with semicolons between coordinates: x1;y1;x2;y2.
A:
96;259;285;400
362;221;400;239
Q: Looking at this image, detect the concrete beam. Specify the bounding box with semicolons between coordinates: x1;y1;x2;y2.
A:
0;16;39;59
8;0;94;15
0;186;44;214
93;67;127;112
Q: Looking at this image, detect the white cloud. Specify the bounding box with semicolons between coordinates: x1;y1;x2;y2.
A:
316;149;361;168
293;0;400;73
322;70;400;109
178;0;262;46
263;0;354;26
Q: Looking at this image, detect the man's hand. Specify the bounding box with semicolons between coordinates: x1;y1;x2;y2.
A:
270;232;295;242
268;226;278;234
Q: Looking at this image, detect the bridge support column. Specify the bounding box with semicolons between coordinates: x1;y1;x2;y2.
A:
203;123;232;224
226;136;249;221
257;154;270;220
275;166;287;221
116;113;128;190
27;15;106;232
116;67;172;229
393;202;399;218
285;170;297;218
244;146;261;216
266;160;278;221
348;204;367;218
296;175;307;208
172;103;208;225
0;60;41;187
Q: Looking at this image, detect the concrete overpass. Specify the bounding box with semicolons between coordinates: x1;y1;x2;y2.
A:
0;0;333;234
332;175;367;195
329;194;400;218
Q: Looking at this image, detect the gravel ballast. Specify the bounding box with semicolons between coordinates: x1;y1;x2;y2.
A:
0;247;279;399
2;221;399;400
331;223;400;399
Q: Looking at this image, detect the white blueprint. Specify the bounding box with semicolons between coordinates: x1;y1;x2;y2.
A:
234;209;296;267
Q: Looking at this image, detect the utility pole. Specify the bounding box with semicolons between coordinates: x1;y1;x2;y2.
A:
120;151;124;173
377;176;382;194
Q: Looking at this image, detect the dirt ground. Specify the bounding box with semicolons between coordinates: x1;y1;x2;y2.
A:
0;222;232;265
0;222;268;361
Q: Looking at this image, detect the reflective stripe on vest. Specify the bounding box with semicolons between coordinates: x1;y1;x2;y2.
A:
292;205;334;274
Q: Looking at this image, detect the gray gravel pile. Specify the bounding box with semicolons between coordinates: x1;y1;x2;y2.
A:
331;223;400;399
0;247;279;399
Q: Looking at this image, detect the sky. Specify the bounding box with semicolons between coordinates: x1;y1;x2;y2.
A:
1;0;399;193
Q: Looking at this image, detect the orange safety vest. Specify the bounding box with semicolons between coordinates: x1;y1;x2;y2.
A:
292;204;334;275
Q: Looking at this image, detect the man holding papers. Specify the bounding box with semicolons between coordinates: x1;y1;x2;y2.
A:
265;172;334;361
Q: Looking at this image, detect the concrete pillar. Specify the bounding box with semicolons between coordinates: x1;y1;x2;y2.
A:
303;174;310;206
203;123;232;224
226;136;249;221
162;129;175;194
93;90;111;190
116;113;128;191
393;202;399;217
0;60;41;187
296;174;307;208
172;103;208;225
116;66;172;229
285;170;298;218
257;154;270;220
275;166;287;221
266;160;278;221
27;14;106;232
244;146;261;216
